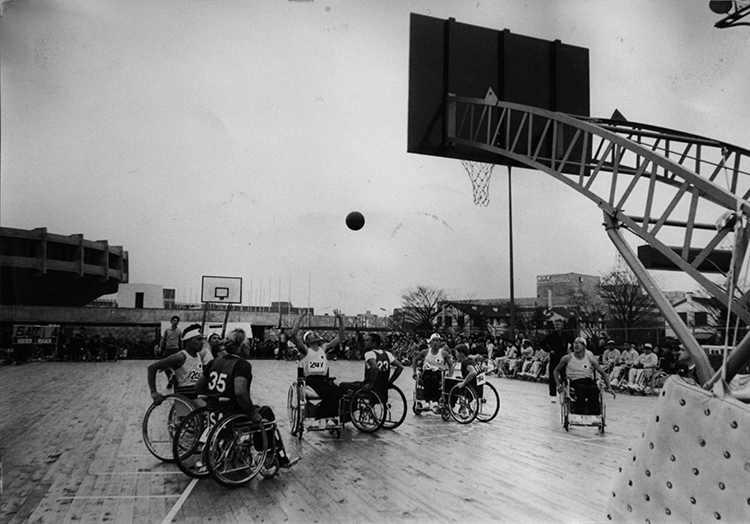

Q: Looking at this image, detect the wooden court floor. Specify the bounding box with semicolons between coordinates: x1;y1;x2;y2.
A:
1;359;658;524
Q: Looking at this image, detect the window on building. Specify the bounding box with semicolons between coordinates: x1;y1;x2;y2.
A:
678;312;688;324
694;312;708;327
135;292;144;309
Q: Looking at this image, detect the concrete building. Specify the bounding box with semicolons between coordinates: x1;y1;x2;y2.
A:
100;283;165;309
0;227;128;307
536;272;601;308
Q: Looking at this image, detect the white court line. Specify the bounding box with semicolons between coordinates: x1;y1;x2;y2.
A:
161;477;199;524
91;471;183;475
57;495;182;500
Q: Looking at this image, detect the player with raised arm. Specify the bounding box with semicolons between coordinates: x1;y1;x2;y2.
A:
289;309;346;424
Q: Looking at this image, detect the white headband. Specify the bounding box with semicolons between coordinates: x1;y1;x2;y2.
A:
183;329;203;341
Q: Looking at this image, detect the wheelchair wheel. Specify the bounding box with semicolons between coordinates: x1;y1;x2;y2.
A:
349;389;386;433
205;413;267;488
475;382;500;423
447;385;478;424
173;406;210;478
480;357;497;375
287;384;303;437
559;390;569;430
142;394;194;462
383;385;407;430
412;387;423;415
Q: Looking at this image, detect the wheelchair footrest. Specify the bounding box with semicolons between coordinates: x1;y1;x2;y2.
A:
568;414;601;425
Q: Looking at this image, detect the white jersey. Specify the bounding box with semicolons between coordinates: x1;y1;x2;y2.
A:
173;350;204;387
300;346;328;376
423;349;448;371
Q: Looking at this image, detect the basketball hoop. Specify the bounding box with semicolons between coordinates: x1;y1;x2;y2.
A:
461;160;494;206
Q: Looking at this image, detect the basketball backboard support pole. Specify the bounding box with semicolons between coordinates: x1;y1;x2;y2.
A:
201;275;243;336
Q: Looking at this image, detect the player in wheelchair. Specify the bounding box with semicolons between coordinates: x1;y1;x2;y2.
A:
553;337;615;433
195;328;297;486
142;324;213;462
287;309;347;428
411;333;454;412
287;327;389;439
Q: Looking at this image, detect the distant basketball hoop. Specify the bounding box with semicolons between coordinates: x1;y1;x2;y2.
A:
201;276;242;304
461;159;494;206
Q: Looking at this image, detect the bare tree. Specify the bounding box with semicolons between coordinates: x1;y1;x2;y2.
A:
600;262;660;342
400;285;448;333
567;286;609;342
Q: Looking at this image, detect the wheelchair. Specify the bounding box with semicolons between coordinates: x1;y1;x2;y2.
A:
173;396;292;487
473;372;500;422
142;370;198;462
287;366;387;439
623;366;669;396
412;369;479;424
559;377;607;434
473;355;498;376
382;384;408;430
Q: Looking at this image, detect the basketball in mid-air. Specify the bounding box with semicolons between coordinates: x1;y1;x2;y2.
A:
346;211;365;231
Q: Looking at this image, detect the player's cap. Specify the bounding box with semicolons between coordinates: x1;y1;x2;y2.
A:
182;324;204;341
207;332;221;341
607;339;615;345
428;333;442;342
644;343;653;349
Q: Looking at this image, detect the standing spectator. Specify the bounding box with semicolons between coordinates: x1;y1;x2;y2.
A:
539;319;574;402
104;333;118;361
277;328;287;360
160;315;182;357
486;337;497;362
86;334;101;362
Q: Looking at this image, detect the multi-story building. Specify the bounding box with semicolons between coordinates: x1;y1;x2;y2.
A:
536;272;601;309
0;227;128;307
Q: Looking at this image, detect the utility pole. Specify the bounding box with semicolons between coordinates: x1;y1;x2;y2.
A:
508;166;516;341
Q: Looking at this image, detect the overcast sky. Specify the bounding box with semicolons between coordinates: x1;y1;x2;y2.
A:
1;0;748;315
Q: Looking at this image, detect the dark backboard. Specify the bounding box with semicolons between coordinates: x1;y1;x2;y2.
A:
407;13;590;166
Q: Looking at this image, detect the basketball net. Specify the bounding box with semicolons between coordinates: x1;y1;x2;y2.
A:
461;160;494;207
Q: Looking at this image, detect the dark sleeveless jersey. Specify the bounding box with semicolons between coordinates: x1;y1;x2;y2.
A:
461;358;480;389
363;349;395;397
202;354;253;411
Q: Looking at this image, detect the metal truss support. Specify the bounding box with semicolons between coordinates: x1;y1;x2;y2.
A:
446;93;750;385
603;213;714;383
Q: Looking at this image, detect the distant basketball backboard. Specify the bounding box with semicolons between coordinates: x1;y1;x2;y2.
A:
407;13;590;169
201;275;242;304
